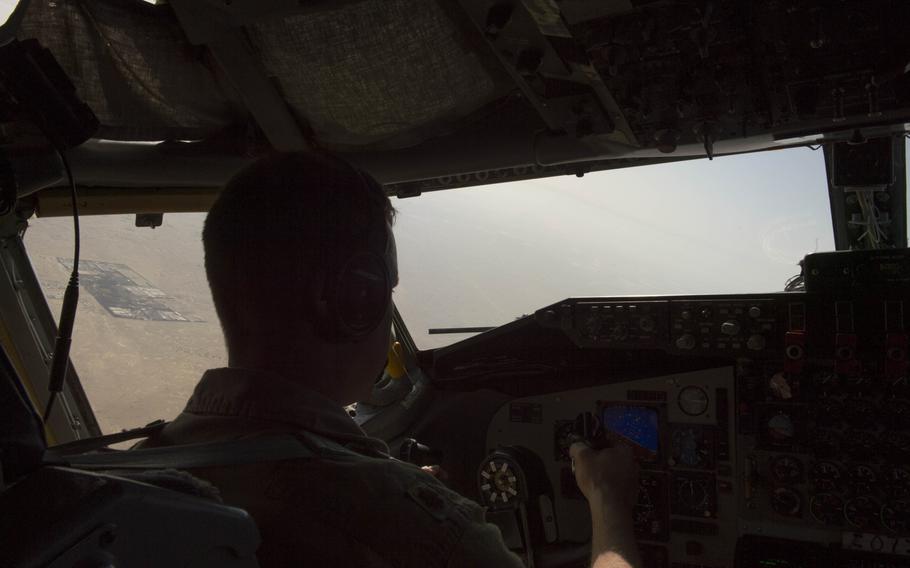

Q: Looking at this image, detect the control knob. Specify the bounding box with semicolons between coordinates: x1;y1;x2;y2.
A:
676;334;696;350
748;306;762;318
720;320;741;336
747;335;766;351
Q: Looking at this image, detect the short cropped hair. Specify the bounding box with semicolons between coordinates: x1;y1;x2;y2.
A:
202;152;394;347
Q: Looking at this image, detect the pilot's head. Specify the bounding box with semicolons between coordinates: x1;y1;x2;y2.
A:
202;152;398;403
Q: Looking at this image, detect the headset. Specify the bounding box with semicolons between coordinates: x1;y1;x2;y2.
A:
314;159;394;343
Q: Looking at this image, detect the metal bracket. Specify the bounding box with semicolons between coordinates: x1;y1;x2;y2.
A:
456;0;638;148
169;1;310;152
0;213;98;442
824;135;907;250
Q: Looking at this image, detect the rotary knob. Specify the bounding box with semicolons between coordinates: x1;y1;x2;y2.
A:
720;320;741;336
747;334;766;351
676;334;696;350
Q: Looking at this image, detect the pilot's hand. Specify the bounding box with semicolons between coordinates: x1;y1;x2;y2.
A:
569;442;639;512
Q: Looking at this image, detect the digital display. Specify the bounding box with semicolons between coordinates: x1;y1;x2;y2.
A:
601;405;660;454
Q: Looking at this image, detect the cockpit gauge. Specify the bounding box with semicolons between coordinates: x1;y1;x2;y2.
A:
882;500;910;533
671;472;716;518
885;466;910;498
771;487;802;517
670;425;714;469
809;461;844;492
845;496;881;530
478;457;522;508
848;464;878;494
678;386;709;417
810;493;844;526
766;412;795;443
770;455;803;484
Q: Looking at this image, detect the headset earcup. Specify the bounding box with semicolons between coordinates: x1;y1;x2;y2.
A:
321;251;391;342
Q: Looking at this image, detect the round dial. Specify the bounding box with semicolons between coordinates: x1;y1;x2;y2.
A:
766;412;795;443
809;461;843;492
770;455;803;484
678;386;709;417
885;466;910;499
845;496;881;530
810;493;844;525
677;477;709;511
882;500;910;533
849;464;878;493
479;458;520;507
771;487;802;517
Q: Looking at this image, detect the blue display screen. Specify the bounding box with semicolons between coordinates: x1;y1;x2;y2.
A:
601;405;659;453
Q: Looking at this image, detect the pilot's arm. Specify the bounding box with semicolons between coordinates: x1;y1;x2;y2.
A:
570;442;642;568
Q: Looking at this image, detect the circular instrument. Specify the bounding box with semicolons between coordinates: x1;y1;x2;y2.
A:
770;455;803;484
771;487;802;517
885;466;910;499
676;477;710;513
809;461;843;492
845;496;881;530
766;412;796;443
848;464;878;493
882;500;910;533
810;493;844;525
678;386;709;417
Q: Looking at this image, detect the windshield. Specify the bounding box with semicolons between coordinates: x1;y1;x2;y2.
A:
394;147;837;349
24;146;851;432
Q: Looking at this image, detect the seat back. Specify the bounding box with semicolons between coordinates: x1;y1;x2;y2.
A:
0;465;261;568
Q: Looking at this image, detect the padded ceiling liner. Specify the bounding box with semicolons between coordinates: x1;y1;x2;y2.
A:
18;0;512;150
19;0;243;141
247;1;507;149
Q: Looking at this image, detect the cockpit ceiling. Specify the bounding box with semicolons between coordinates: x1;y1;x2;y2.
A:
12;0;910;191
19;0;513;149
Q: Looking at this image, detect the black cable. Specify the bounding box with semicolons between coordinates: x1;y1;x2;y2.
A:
43;151;80;422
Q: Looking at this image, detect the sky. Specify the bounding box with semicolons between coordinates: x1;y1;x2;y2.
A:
392;146;838;348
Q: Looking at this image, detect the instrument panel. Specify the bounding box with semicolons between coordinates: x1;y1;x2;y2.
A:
470;251;910;567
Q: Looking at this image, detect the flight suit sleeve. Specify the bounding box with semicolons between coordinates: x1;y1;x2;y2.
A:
446;518;527;568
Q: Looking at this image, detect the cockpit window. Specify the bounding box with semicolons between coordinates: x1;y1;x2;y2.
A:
25;213;222;434
21;146;903;430
392;147;839;349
